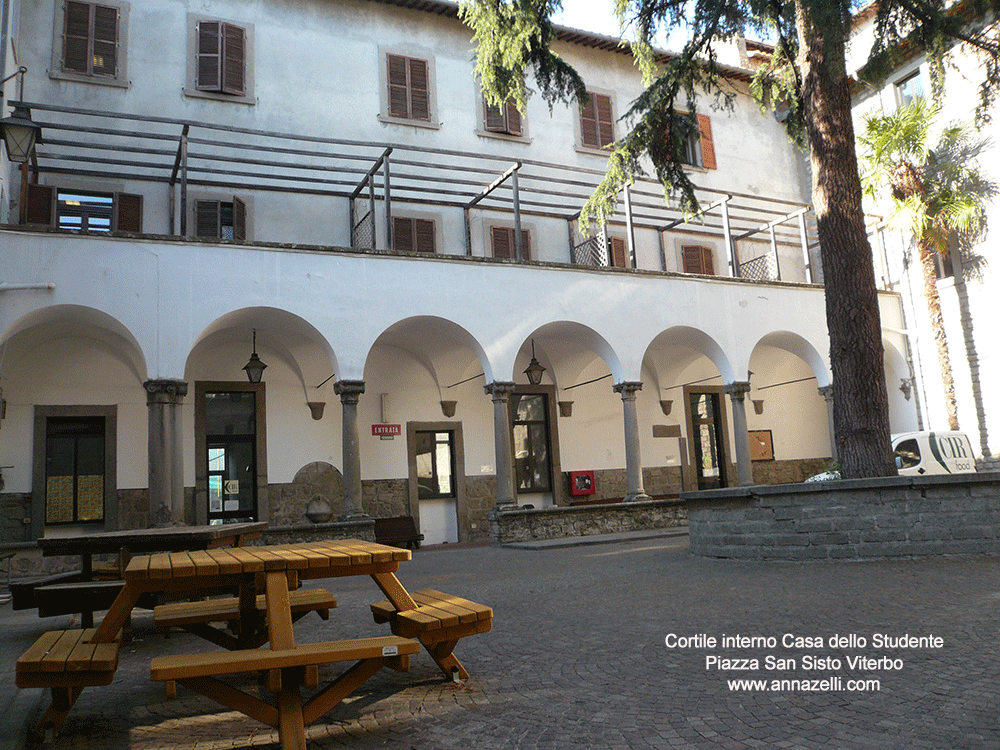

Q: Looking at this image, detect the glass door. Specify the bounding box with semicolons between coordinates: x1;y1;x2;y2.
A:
690;391;727;490
205;391;258;523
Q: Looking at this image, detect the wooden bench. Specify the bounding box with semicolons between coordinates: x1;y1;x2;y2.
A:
154;587;338;649
16;628;121;739
371;588;492;680
150;636;419;734
11;571;83;610
374;516;424;549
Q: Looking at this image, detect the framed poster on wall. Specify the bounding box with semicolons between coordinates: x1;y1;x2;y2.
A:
749;430;774;461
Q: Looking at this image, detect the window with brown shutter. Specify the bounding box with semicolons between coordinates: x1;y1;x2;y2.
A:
197;21;246;96
62;1;119;77
393;217;436;253
609;237;628;268
580;92;614;149
491;226;531;261
697;114;717;170
195;197;247;240
484;99;523;136
682;245;715;275
386;54;431;122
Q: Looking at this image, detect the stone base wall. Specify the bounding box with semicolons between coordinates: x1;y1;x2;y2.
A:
254;518;376;545
488;498;687;544
751;458;831;486
686;472;1000;560
362;479;408;518
461;475;496;543
1;493;32;544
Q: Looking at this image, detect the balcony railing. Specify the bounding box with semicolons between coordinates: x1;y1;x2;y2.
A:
10;101;821;283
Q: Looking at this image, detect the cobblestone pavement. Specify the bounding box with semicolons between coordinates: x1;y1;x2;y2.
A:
3;536;999;750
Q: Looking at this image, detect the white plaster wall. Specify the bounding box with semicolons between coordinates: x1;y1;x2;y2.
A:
12;0;813;276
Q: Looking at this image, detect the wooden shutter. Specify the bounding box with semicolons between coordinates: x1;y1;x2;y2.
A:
387;54;409;118
491;226;512;259
519;229;531;261
63;1;91;73
195;200;220;238
484;101;506;132
682;245;715;275
114;193;143;233
25;184;55;226
91;4;118;76
697;114;716;170
408;58;430;121
414;218;435;253
505;102;522;136
197;21;222;91
580;96;599;148
233;196;247;241
393;217;413;252
610;237;627;268
222;24;246;96
595;94;613;148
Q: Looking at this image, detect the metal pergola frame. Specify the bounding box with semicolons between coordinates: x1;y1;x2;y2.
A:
14;101;820;282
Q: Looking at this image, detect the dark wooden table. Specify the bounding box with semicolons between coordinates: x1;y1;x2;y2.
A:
30;522;268;626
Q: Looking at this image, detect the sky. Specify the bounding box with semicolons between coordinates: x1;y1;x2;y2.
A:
553;0;688;51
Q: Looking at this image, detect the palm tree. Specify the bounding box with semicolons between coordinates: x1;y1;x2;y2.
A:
859;99;995;432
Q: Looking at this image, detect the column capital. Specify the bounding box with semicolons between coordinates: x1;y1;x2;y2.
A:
334;379;365;404
612;381;643;398
818;384;834;401
484;381;516;400
144;379;188;404
724;381;752;400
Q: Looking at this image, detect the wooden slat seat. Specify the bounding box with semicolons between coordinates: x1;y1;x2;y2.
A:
154;587;337;629
16;629;120;687
150;635;418;681
370;588;492;681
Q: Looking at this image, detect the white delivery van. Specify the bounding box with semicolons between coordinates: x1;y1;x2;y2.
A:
891;431;977;476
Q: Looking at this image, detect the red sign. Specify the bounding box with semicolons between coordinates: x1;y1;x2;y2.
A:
372;424;401;437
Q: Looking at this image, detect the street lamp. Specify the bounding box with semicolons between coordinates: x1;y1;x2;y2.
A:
0;68;41;164
523;339;546;386
242;329;268;383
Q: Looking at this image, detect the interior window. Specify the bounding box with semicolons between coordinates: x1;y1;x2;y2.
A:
57;191;114;232
894;439;921;469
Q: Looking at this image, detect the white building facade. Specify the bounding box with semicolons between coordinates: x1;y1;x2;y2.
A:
849;7;1000;468
0;0;914;545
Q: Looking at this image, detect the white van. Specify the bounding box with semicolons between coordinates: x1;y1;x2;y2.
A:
891;431;977;476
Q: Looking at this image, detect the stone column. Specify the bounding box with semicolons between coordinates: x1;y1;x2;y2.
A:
145;379;188;526
724;381;753;486
484;381;516;507
613;381;651;502
334;380;367;519
818;385;837;463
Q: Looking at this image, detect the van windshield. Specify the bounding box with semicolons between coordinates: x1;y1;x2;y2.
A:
894;439;921;469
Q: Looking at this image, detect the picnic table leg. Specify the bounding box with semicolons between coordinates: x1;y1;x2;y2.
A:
370;572;417;611
277;681;307;750
30;686;83;740
425;639;469;681
92;583;143;643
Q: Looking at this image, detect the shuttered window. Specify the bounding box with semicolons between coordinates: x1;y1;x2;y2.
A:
195;197;247;240
491;226;531;261
63;1;118;77
697;114;717;170
682;245;715;275
25;186;142;232
393;217;435;253
197;21;246;96
609;237;628;268
484;99;523;136
387;54;430;121
580;92;614;149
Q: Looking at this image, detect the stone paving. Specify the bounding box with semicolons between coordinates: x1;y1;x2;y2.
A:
2;536;999;750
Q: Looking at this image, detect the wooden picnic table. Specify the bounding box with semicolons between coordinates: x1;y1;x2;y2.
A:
25;522;268;626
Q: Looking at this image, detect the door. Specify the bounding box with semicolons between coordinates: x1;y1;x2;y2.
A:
204;391;258;523
44;417;106;524
413;429;458;545
688;390;728;490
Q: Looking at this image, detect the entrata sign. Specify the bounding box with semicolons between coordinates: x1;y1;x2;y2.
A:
372;424;401;437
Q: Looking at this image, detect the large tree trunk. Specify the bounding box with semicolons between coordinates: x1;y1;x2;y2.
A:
916;241;959;430
795;0;897;477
